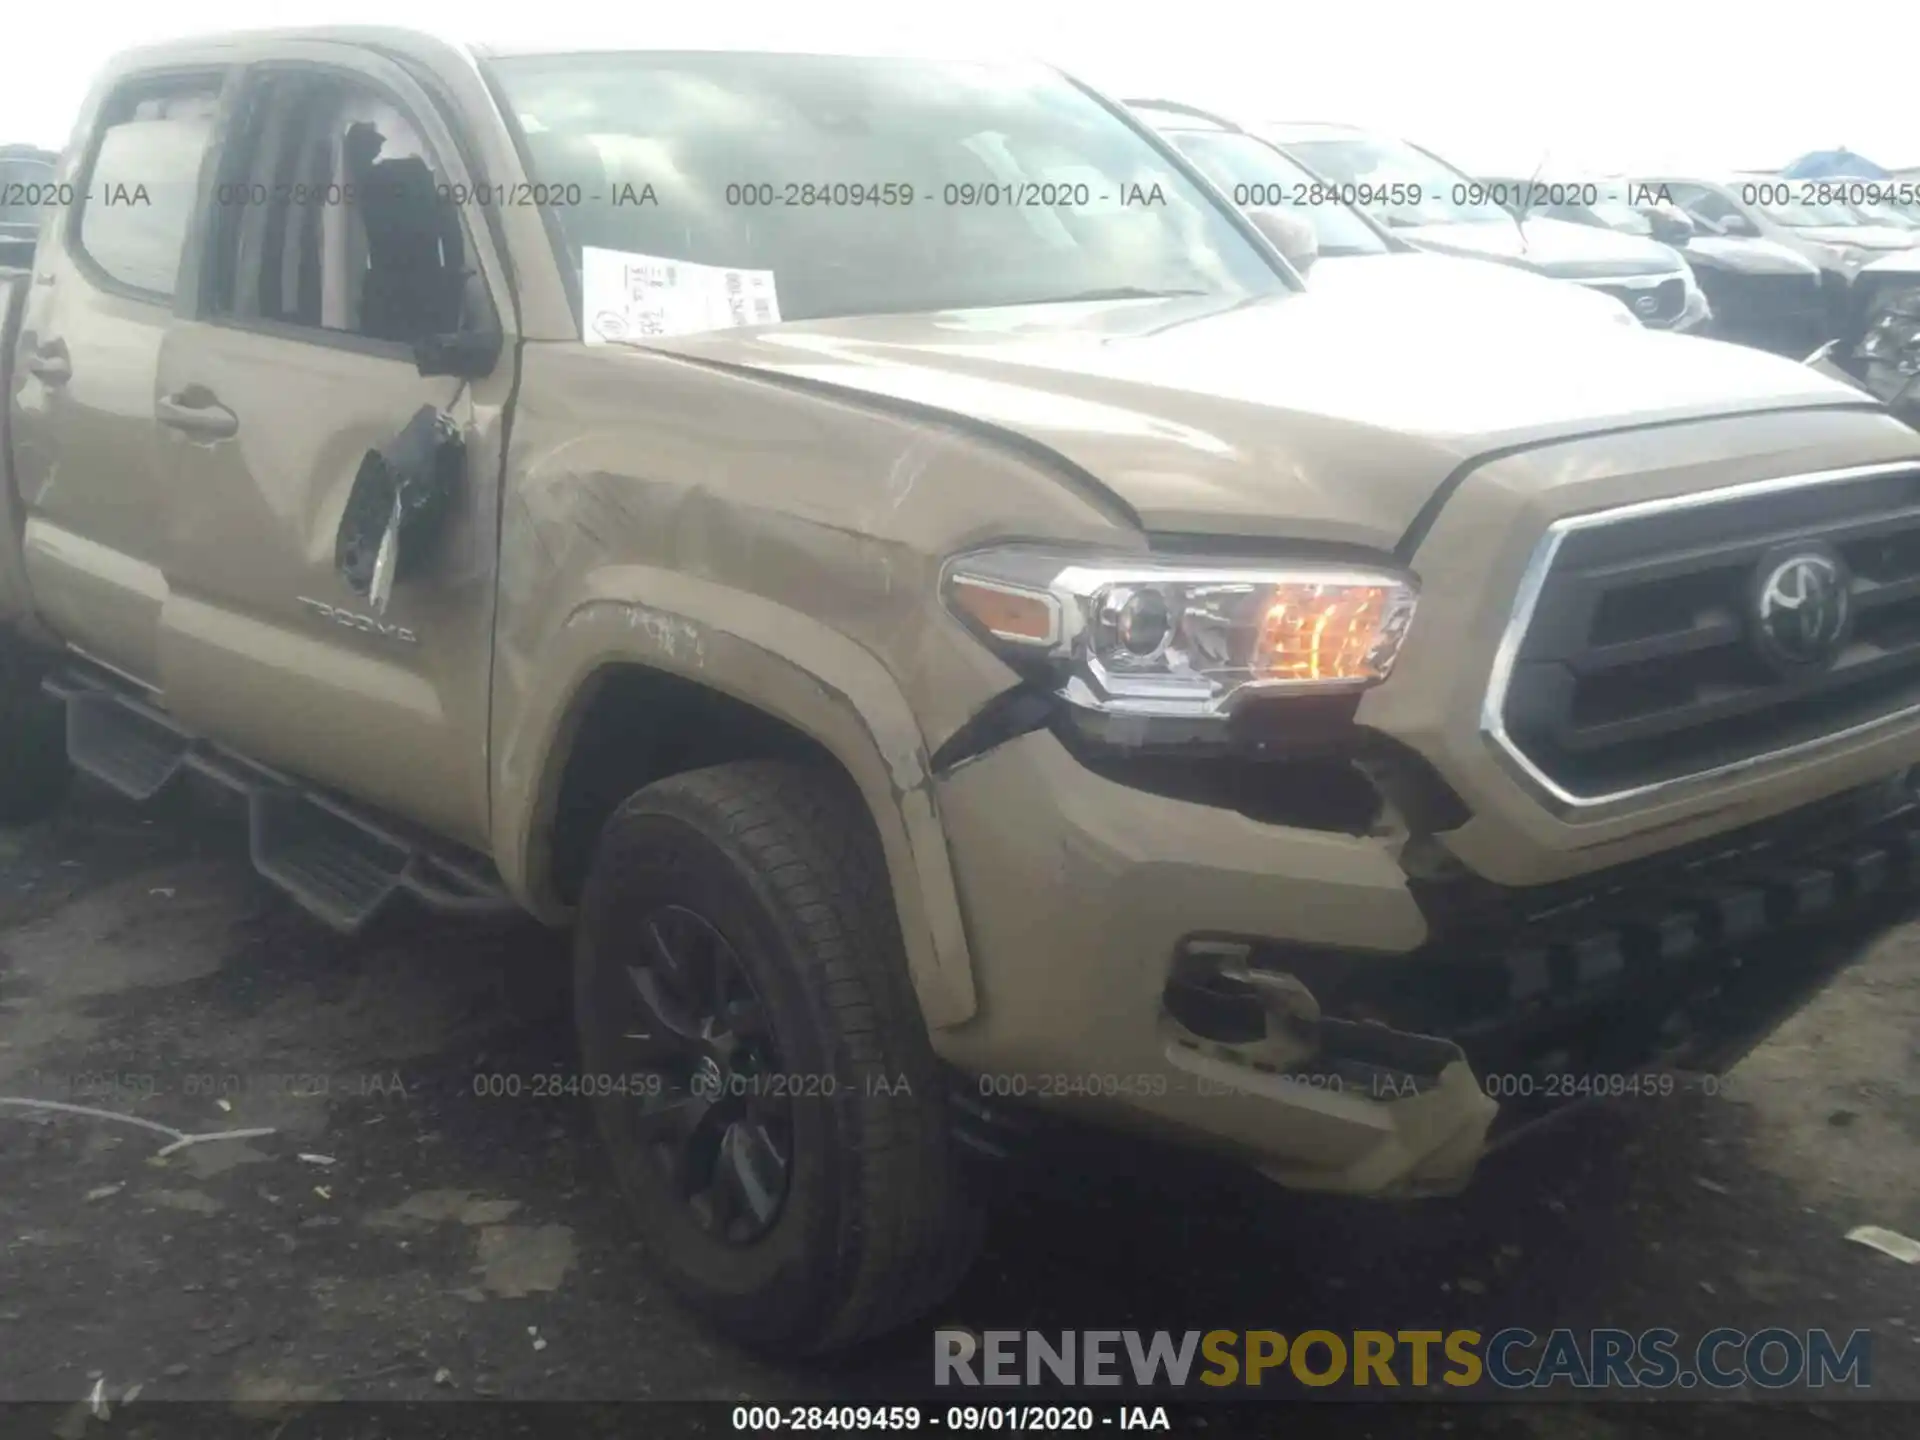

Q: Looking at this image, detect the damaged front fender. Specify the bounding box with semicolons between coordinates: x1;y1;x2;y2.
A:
492;564;980;1029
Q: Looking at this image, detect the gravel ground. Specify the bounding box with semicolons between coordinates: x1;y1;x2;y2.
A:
2;780;1919;1438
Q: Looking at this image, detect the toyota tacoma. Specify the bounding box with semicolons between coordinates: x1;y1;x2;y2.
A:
6;29;1920;1356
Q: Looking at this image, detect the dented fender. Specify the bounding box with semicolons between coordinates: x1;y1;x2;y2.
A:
483;341;1146;1034
490;563;979;1029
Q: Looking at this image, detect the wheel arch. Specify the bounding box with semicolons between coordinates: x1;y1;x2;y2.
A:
490;567;978;1030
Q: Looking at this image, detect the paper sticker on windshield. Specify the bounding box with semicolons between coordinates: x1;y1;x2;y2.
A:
582;246;781;344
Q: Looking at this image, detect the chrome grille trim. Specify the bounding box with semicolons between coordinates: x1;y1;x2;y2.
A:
1481;459;1920;811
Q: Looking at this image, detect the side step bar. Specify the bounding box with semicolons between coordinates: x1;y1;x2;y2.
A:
44;671;516;934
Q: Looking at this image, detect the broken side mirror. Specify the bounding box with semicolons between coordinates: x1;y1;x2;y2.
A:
334;404;466;613
414;326;501;379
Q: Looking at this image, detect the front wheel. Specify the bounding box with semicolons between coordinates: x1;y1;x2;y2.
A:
574;759;980;1354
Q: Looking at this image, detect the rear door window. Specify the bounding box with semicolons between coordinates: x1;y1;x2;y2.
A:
76;79;223;298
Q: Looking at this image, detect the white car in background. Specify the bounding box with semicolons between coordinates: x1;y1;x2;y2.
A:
1127;102;1650;332
1264;120;1710;331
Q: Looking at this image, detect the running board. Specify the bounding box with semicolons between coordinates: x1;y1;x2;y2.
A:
44;671;515;934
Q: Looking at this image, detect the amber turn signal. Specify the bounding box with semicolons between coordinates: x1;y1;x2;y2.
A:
948;575;1061;647
1257;583;1406;683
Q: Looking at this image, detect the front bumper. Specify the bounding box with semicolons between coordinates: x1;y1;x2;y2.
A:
931;726;1920;1196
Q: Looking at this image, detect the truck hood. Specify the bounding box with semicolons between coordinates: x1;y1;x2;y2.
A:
1794;224;1919;252
1860;248;1920;278
1311;250;1643;326
1682;235;1821;277
1388;214;1682;278
643;289;1865;551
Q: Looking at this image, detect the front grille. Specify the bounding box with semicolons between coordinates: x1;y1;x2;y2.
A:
1594;276;1686;325
1696;268;1822;317
1495;464;1920;801
1696;269;1828;353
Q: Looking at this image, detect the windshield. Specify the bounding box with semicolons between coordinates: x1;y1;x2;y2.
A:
488;52;1285;324
1752;192;1862;227
1275;134;1509;227
1583;199;1650;233
1162;129;1390;256
1580;182;1653;234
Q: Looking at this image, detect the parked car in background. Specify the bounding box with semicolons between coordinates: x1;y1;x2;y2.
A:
1849;196;1920;232
1649;175;1917;280
1125;102;1640;330
1479;172;1827;357
1649;174;1920;348
1476;174;1694;245
0;145;58;268
1266;121;1708;331
1812;252;1920;426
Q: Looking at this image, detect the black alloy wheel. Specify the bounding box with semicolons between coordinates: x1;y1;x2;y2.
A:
574;760;981;1354
608;903;791;1243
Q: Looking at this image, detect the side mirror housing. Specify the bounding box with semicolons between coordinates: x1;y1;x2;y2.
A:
414;327;502;379
1644;207;1694;246
1248;208;1320;276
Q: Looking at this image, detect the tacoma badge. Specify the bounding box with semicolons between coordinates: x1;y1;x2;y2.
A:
296;596;419;646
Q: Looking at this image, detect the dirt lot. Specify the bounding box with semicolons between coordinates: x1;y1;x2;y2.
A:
4;780;1920;1437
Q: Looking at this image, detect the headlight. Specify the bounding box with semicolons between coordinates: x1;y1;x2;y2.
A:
943;548;1419;720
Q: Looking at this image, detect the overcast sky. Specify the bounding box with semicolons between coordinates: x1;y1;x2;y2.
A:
6;0;1916;175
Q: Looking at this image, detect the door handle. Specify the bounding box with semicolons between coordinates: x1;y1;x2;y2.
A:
156;388;239;440
26;343;70;385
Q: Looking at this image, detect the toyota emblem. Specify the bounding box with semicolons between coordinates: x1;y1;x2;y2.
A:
1633;293;1659;316
1750;549;1850;670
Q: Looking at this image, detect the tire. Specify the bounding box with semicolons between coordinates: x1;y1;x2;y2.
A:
0;644;70;824
574;759;981;1355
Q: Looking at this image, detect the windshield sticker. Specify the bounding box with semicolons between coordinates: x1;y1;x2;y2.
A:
581;245;782;344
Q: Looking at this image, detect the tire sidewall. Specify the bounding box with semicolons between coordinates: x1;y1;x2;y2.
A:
575;796;856;1338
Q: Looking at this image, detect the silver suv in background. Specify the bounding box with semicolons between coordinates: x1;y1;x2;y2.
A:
1268;121;1709;331
1648;175;1920;322
1650;176;1918;265
1479;172;1828;357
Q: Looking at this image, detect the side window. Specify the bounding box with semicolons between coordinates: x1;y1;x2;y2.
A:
208;70;474;347
76;80;222;297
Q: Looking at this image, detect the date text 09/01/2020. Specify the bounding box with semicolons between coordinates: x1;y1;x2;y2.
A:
730;1405;1172;1432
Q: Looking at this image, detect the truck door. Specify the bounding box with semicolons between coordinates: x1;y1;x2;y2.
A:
10;73;228;687
151;47;516;848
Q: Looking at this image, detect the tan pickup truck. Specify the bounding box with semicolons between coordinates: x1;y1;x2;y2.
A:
7;28;1920;1355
